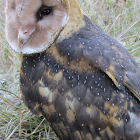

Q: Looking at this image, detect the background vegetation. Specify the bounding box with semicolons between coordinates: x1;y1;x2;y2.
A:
0;0;140;139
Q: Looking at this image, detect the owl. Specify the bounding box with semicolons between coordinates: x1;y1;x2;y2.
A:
5;0;140;140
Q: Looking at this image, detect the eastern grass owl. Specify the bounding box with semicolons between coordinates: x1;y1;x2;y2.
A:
5;0;140;139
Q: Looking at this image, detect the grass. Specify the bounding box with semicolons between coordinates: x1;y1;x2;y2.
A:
0;0;140;139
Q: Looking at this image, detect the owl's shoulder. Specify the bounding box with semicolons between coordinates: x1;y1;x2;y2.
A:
57;15;140;101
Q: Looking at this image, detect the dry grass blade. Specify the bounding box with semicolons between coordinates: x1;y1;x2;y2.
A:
117;18;140;39
107;14;121;33
30;118;46;135
19;111;24;137
6;111;30;140
0;96;21;110
0;88;20;99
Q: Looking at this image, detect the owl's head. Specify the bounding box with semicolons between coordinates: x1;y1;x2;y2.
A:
5;0;83;54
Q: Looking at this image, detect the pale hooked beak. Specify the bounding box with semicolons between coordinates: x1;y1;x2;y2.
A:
18;27;35;49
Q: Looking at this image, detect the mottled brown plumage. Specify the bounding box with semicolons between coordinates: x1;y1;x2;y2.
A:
5;0;140;140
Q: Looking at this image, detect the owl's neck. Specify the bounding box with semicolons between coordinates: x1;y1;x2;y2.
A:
57;0;85;43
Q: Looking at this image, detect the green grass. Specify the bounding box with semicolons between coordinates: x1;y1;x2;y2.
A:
0;0;140;139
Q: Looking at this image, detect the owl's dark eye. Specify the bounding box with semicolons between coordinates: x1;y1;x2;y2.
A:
40;8;52;16
36;6;52;21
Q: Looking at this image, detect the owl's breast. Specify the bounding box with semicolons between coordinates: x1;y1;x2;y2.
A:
20;45;97;116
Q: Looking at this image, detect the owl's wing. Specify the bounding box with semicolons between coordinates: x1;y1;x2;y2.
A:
83;25;140;101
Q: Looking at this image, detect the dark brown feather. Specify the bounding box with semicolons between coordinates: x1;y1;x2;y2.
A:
20;15;140;140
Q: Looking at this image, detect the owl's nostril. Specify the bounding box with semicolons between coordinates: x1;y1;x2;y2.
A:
23;30;28;34
20;39;24;43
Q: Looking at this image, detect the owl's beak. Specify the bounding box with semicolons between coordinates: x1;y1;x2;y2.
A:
18;28;35;49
